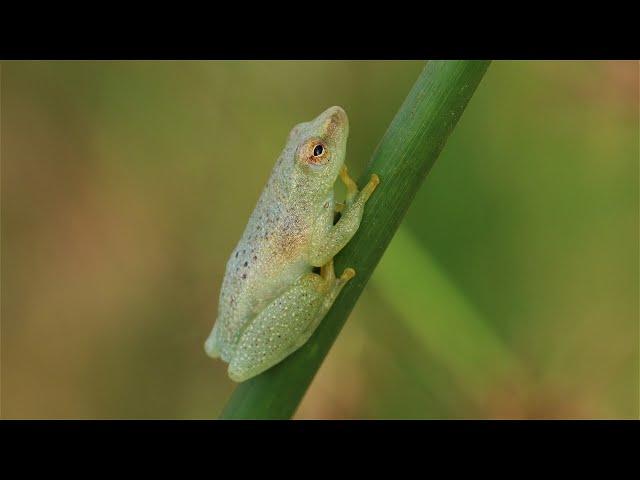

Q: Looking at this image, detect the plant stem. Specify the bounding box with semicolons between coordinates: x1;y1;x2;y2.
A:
219;60;491;419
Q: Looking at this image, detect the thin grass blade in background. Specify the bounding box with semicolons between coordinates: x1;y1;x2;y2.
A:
371;226;526;406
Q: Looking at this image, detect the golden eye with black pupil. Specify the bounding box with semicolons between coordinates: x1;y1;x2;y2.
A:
313;144;324;157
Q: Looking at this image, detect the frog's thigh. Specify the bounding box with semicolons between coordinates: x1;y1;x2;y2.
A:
228;267;354;382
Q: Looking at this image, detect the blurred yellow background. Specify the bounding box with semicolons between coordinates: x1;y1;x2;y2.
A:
1;61;638;418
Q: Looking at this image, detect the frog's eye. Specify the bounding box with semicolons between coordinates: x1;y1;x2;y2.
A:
307;142;328;166
308;143;327;164
298;139;328;167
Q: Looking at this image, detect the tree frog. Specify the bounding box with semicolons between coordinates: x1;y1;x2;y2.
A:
204;106;379;382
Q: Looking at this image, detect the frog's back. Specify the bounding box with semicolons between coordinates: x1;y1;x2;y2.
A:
210;164;311;361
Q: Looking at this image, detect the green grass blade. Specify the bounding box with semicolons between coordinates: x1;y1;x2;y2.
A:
220;60;492;419
371;226;525;405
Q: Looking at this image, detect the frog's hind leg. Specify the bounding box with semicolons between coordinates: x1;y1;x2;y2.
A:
227;262;355;382
315;259;355;330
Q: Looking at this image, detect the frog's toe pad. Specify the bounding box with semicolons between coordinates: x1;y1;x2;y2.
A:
370;174;380;188
341;267;356;281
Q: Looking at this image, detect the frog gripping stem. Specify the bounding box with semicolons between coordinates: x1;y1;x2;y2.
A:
207;105;377;383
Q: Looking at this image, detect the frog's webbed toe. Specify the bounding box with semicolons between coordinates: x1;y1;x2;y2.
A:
204;323;220;358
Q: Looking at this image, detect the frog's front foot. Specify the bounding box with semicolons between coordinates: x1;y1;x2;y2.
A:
339;166;380;206
361;173;379;202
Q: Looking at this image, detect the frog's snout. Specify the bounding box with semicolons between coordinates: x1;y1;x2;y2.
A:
324;105;348;130
317;105;349;147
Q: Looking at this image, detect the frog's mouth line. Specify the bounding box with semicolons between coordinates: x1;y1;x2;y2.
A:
306;160;329;172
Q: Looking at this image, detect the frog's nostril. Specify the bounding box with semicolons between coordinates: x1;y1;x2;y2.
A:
328;106;347;123
322;106;348;135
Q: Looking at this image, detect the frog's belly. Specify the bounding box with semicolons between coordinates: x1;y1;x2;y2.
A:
215;254;310;361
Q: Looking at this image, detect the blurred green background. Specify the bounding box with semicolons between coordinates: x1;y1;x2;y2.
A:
1;61;638;419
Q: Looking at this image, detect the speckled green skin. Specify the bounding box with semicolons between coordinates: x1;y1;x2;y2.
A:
204;106;379;382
